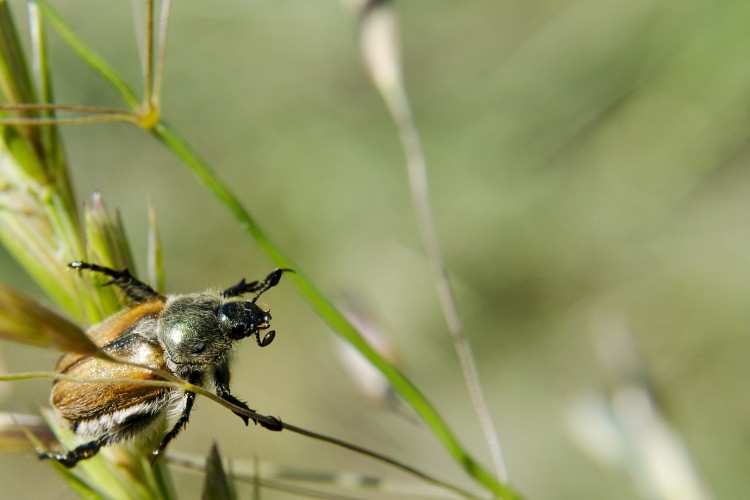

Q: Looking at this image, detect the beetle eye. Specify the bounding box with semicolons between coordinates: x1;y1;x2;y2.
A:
231;324;247;339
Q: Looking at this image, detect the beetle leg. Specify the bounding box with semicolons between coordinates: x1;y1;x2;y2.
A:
216;387;282;431
149;392;194;465
220;268;291;299
214;363;252;425
150;373;200;465
217;386;253;426
220;278;258;299
37;436;107;468
214;363;281;430
69;261;161;303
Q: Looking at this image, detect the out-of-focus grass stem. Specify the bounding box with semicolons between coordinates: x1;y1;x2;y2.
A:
357;0;510;483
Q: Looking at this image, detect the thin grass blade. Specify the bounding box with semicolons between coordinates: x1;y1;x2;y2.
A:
28;1;75;214
35;0;139;109
0;0;36;107
147;197;165;293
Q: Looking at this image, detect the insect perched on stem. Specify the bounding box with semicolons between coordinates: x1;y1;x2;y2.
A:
38;261;289;467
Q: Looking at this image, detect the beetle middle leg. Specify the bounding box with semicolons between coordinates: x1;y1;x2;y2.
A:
150;372;201;465
69;261;161;303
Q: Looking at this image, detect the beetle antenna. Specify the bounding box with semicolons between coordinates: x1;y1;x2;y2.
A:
255;330;275;347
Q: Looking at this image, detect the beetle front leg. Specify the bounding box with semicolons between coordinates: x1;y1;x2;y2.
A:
214;363;253;425
220;268;290;299
214;364;281;430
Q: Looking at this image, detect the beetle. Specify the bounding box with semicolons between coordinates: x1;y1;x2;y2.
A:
37;261;287;467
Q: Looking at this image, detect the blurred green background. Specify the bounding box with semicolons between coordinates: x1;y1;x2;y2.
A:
2;0;750;498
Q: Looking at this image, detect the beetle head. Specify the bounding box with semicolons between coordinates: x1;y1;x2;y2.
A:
218;301;275;347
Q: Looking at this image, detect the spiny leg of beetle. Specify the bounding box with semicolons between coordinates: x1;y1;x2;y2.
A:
37;436;107;468
220;268;292;299
69;261;161;303
215;363;253;426
214;364;281;430
217;387;254;426
150;376;199;466
216;389;282;431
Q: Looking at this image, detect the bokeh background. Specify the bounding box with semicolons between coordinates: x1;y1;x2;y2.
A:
2;0;749;498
